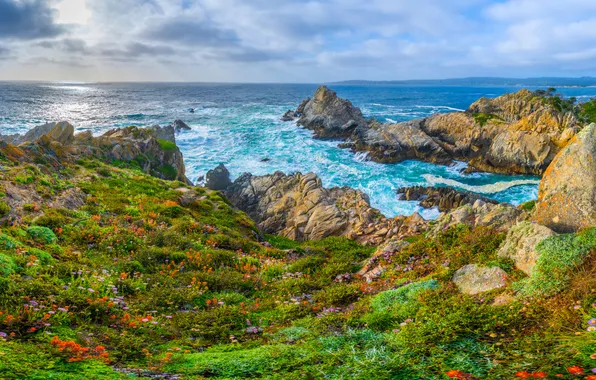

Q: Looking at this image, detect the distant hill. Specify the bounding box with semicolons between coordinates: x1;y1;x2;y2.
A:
331;77;596;87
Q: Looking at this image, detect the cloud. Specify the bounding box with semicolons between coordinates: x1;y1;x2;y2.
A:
0;0;66;40
2;0;596;81
35;38;88;53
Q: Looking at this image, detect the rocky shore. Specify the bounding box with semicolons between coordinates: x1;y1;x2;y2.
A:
284;86;588;175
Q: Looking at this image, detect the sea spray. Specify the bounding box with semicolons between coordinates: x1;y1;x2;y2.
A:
423;174;540;194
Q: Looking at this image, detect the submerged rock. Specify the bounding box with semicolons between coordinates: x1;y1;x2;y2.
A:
498;221;555;275
452;264;508;295
396;185;497;212
296;86;368;138
534;123;596;233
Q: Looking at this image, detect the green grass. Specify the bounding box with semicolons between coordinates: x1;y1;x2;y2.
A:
157;138;178;153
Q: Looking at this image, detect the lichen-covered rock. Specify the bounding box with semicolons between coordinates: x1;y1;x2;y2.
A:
10;121;75;146
223;169;424;244
296;86;368;138
430;202;526;236
534;123;596;233
452;264;508;295
396;185;497;212
205;164;232;191
498;222;555;275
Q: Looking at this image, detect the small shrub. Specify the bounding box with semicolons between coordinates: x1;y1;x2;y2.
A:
27;226;58;244
0;253;16;276
515;228;596;297
0;200;10;217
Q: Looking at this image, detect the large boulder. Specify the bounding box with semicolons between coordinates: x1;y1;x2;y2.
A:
452;264;508;295
534;123;596;232
498;222;555;275
296;86;369;138
205;164;232;191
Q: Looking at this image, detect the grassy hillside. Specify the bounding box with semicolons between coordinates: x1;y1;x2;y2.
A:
0;146;595;379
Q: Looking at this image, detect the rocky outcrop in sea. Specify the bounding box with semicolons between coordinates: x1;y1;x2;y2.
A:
284;86;584;175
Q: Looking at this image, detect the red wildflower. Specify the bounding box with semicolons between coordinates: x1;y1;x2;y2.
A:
531;373;547;378
515;371;531;379
567;366;583;375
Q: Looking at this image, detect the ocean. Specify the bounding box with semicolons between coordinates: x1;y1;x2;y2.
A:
1;82;595;218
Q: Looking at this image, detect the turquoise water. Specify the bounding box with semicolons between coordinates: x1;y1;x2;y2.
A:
1;82;595;218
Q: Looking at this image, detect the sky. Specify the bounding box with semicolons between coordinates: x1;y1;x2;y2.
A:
0;0;596;82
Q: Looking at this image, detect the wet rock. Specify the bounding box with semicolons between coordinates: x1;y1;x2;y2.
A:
498;221;555;275
171;119;191;133
534;123;596;233
452;264;508;295
396;185;497;212
296;86;368;138
281;110;296;121
205;164;232;191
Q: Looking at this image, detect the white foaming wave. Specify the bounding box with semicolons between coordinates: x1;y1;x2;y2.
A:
423;174;540;194
385;118;397;123
414;105;465;112
353;152;370;162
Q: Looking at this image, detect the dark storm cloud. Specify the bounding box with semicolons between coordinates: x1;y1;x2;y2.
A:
0;0;66;40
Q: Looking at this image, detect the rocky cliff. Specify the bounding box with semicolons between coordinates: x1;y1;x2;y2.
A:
287;87;584;175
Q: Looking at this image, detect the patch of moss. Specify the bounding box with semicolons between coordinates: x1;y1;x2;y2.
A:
27;226;58;244
157;138;178;153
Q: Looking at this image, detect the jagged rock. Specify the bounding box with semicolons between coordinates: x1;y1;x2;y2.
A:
223;170;419;244
452;264;508;295
10;121;75;146
281;110;296;122
534;123;596;233
296;86;368;138
205;164;232;191
171;120;191;133
396;186;497;212
295;98;310;115
498;222;555;275
149;125;176;143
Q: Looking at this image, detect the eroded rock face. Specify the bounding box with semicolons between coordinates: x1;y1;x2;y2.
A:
296;86;368;138
534;123;596;233
222;169;428;244
396;186;497;212
498;222;555;275
452;264;508;295
291;87;583;175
